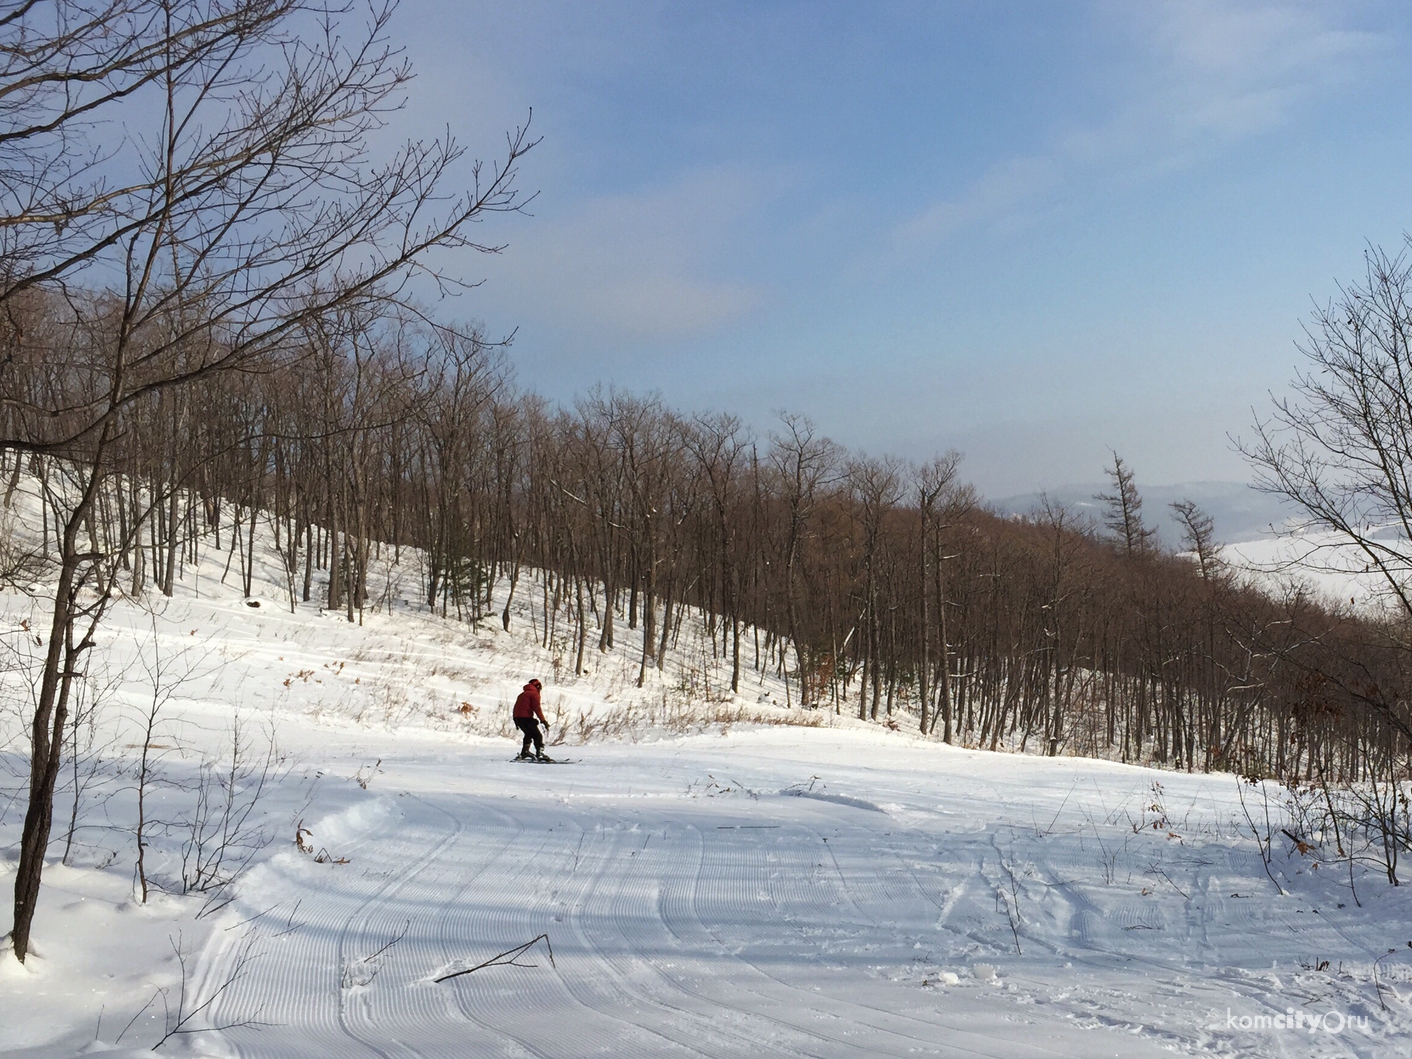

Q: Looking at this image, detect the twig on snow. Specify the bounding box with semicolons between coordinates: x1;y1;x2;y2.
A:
435;934;555;983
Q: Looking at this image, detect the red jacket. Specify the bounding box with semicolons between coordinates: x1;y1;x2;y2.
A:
512;683;545;723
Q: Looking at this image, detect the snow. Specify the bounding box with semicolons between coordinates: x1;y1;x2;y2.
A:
2;478;1411;1057
1222;525;1411;614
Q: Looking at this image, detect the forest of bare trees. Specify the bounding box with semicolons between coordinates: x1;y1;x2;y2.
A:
6;295;1409;798
5;1;1412;966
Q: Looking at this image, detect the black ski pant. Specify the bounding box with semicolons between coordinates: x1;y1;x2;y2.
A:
515;716;544;757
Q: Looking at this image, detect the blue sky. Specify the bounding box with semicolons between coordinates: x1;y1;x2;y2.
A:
394;0;1412;495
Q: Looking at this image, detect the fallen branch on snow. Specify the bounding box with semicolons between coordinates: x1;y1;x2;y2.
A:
434;934;555;983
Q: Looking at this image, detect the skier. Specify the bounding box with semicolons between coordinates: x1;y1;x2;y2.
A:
512;678;549;760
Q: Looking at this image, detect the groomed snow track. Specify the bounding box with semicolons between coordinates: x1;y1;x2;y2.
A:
199;746;1194;1059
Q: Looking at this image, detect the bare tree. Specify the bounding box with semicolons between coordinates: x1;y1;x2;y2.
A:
914;452;961;735
688;412;750;694
1245;242;1412;617
1171;499;1220;582
1241;241;1412;801
848;454;902;720
2;0;534;963
1096;452;1155;558
768;413;839;708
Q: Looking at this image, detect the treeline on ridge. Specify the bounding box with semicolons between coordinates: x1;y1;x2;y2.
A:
4;286;1406;788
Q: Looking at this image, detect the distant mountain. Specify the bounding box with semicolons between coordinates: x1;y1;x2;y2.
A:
990;481;1299;547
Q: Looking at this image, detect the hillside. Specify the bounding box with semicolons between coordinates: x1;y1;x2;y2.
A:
1;478;1409;1057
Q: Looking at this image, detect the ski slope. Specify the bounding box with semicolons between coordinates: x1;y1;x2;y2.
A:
1;478;1410;1057
188;731;1407;1059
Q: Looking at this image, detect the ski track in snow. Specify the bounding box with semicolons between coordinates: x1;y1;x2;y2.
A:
181;738;1406;1059
11;721;1409;1057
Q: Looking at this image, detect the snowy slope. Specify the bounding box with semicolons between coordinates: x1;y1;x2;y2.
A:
189;731;1410;1059
1222;525;1411;615
1;476;1410;1057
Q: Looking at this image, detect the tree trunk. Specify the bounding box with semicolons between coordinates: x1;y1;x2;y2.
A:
13;444;110;963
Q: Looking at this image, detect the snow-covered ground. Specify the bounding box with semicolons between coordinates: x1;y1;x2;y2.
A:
3;481;1411;1057
1222;526;1410;615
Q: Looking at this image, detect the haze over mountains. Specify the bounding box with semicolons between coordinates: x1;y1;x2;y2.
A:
993;480;1298;548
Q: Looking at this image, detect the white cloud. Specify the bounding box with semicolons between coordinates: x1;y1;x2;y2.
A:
896;155;1061;246
1150;0;1383;138
492;167;770;344
589;273;760;342
894;0;1389;248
